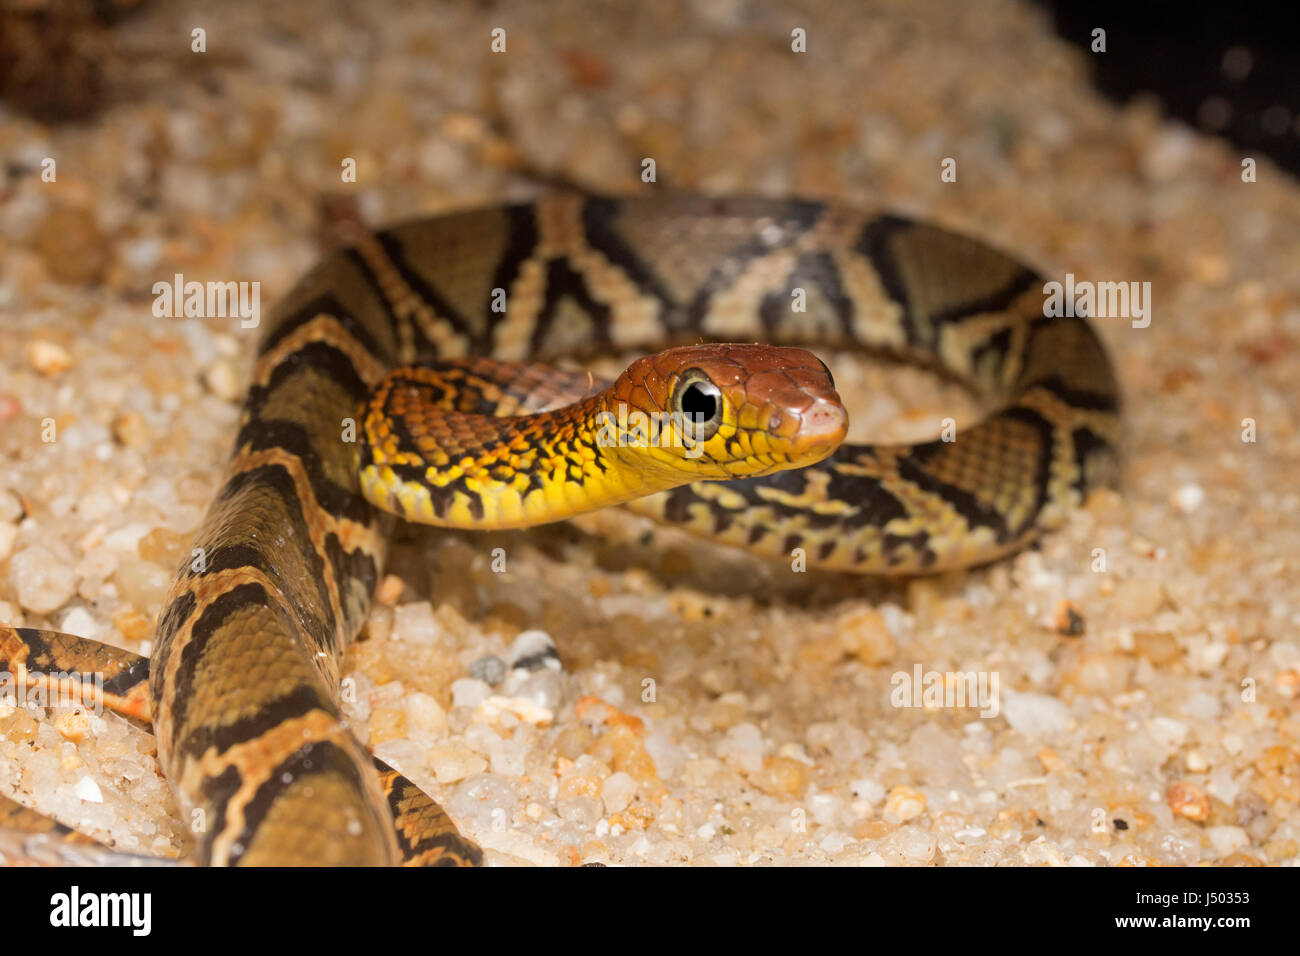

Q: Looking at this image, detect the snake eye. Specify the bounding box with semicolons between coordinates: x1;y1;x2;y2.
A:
672;369;723;441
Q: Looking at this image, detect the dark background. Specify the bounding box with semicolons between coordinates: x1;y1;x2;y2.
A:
1037;0;1300;176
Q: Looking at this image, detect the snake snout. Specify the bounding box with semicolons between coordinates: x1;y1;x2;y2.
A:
787;397;848;459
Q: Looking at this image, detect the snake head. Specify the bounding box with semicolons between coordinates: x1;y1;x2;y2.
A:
603;343;848;480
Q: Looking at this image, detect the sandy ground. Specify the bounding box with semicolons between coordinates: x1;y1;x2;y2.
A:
2;0;1299;866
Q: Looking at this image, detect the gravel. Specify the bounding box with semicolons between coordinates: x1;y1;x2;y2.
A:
2;0;1299;867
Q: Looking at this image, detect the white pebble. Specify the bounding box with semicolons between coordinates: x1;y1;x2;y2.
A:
1172;483;1205;514
488;749;525;780
507;629;562;673
809;792;843;826
202;357;242;402
403;691;447;737
509;670;564;712
1001;690;1071;737
601;772;637;815
463;721;501;756
102;522;152;553
0;523;17;562
74;777;104;803
58;606;100;639
10;544;77;614
1144;716;1188;752
450;678;491;709
718;722;765;774
0;491;22;523
1207;825;1249;857
392;602;438;645
121;236;162;271
850;778;886;804
819;831;850;854
427;746;487;784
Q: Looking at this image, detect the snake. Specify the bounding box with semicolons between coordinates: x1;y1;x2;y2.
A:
0;193;1118;866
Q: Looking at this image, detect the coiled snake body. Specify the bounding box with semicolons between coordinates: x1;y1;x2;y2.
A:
0;194;1118;865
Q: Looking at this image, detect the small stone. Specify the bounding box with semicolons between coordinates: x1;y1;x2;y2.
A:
112;412;152;448
74;776;104;803
403;691;447;737
202;357;242;402
509;670;564;712
36;206;108;284
834;606;896;664
450;678;491;709
111;605;152;642
368;706;408;747
601;771;637;815
374;574;404;606
717;722;765;774
750;756;810;797
1142;125;1196;181
1172;483;1205;514
1111;577;1165;619
392;601;438;645
707;691;748;730
1001;690;1070;737
10;544;77;614
427;746;487;784
0;601;21;627
490;742;526;777
112;559;171;613
1037;747;1067;773
58;606;99;639
607;805;654;831
478;694;556;727
850;778;886;805
883;785;927;822
0;523;17;563
137;528;189;569
507;629;562;673
0;706;38;742
469;654;507;686
364;604;393;643
1207;825;1249;858
592;725;659;784
27;339;72;376
55;708;90;743
0;491;22;523
558;795;603;829
1056;650;1132;697
1167;781;1211;822
1132;630;1180;664
559;772;604;800
463;721;501;756
1051;599;1085;637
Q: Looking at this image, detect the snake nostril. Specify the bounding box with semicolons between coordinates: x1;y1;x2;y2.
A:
803;401;847;440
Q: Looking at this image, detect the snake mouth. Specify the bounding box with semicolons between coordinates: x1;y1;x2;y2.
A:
787;399;849;461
